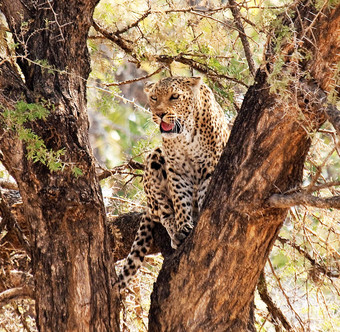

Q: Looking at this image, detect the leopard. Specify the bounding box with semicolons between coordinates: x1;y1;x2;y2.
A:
118;76;229;288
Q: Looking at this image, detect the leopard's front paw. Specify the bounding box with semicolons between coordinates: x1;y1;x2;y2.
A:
171;223;193;249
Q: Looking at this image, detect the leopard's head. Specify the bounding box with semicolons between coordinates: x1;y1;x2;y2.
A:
144;76;202;138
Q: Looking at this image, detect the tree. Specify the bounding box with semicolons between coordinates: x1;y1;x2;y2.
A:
0;0;119;330
0;0;339;331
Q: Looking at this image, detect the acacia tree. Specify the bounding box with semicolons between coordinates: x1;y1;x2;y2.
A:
0;0;339;331
0;0;119;330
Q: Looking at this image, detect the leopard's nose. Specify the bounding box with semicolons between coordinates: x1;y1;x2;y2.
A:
158;113;166;119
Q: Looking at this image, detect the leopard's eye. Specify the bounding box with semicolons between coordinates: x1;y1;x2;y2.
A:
170;93;179;100
150;95;157;101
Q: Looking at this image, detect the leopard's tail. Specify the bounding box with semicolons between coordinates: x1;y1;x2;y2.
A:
117;213;154;288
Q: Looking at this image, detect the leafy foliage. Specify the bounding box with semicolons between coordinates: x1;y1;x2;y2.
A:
2;101;66;172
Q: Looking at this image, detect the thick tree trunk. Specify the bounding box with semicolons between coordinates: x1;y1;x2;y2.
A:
0;0;119;330
149;2;339;331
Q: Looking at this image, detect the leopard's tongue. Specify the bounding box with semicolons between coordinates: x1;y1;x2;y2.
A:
161;121;175;132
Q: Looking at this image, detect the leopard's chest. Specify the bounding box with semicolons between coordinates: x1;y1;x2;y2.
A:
162;134;213;182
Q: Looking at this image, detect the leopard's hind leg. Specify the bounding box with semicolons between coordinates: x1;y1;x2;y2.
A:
118;147;174;288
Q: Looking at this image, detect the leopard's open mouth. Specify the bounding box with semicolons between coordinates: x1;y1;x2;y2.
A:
160;120;182;135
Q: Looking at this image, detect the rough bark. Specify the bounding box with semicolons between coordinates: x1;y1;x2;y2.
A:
0;0;119;330
148;2;339;331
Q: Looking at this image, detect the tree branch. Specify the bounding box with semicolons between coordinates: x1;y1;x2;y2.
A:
0;286;34;308
155;54;248;87
104;66;165;87
268;192;340;209
257;271;292;331
91;20;248;87
92;21;140;66
115;8;152;35
228;0;256;76
0;179;18;191
297;80;340;137
96;159;144;181
325;103;340;137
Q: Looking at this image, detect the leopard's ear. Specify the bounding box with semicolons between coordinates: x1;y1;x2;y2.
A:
144;81;155;94
186;76;202;87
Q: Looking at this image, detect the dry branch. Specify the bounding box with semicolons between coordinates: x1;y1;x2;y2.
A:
104;67;165;87
0;286;34;308
228;0;256;76
257;272;292;331
115;8;152;35
92;21;139;66
0;180;18;191
268;192;340;209
96;159;144;181
155;54;248;87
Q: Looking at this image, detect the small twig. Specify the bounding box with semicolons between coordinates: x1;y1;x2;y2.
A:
304;226;340;258
43;0;70;42
108;196;144;209
87;85;150;113
299;0;329;43
257;271;293;330
104;66;165;87
306;147;335;193
115;8;152;35
302;180;340;192
268;259;305;329
319;288;336;331
188;10;258;44
277;236;339;278
0;286;34;308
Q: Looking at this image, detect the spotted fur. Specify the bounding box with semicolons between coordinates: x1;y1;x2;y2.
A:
118;76;229;288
